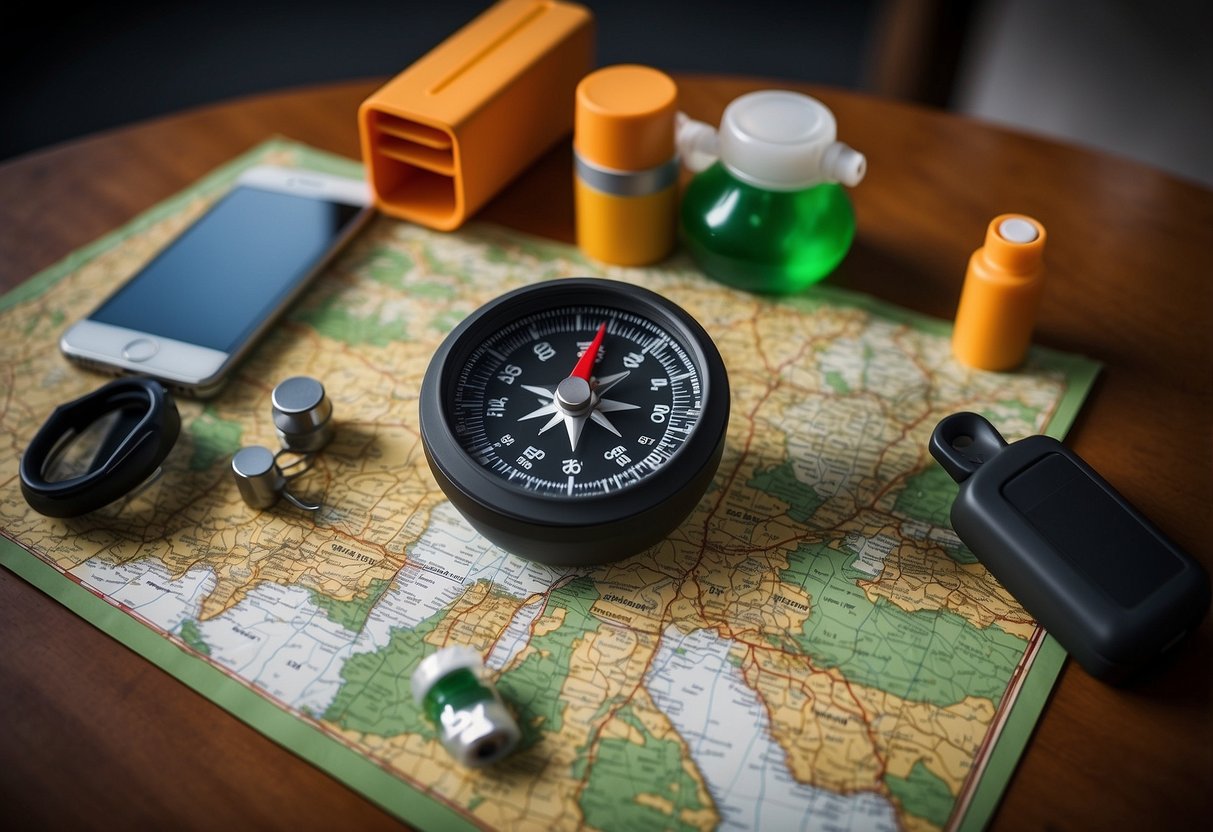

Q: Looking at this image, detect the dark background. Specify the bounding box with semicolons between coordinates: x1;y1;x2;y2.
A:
2;0;1211;186
0;0;890;159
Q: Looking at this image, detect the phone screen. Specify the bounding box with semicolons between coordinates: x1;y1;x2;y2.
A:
90;185;364;353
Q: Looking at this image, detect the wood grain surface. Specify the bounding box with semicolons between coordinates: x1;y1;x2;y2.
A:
1;76;1210;830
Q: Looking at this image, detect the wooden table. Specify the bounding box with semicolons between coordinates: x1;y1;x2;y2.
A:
1;77;1210;830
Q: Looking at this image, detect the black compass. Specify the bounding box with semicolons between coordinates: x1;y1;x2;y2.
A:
419;278;730;565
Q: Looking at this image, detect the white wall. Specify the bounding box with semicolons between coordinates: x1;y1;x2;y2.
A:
953;0;1213;188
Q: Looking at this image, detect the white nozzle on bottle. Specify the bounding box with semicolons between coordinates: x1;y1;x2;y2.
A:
675;112;720;173
821;141;867;187
676;90;866;192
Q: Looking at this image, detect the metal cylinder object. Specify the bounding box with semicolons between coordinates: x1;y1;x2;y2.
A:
231;445;320;512
271;376;334;453
231;445;286;509
411;646;521;767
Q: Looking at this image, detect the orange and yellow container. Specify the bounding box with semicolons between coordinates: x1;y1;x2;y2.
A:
952;214;1047;371
574;65;679;266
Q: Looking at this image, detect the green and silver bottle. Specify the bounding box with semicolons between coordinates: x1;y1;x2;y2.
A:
677;91;867;293
411;646;521;767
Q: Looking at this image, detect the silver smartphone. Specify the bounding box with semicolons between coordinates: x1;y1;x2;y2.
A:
60;166;373;397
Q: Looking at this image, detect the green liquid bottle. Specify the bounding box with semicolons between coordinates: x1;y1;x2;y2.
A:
677;91;866;294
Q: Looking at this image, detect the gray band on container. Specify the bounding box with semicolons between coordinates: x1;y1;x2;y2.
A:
574;153;680;197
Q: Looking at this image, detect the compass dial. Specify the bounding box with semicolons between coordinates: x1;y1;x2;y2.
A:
419;278;730;566
452;306;703;498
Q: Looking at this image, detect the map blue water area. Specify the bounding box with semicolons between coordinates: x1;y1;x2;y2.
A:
646;625;899;832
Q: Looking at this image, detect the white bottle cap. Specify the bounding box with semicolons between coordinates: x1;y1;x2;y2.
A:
997;216;1040;244
716;91;866;191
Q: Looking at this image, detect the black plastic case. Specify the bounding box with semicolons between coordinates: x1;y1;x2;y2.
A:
929;412;1209;683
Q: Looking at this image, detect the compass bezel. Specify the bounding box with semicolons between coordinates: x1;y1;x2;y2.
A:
418;278;730;564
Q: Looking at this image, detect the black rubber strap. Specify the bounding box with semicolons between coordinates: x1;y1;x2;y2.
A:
19;377;180;517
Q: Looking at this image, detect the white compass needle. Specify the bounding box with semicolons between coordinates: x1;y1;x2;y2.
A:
517;401;558;421
592;371;629;396
519;405;565;437
521;384;555;399
565;413;587;450
589;410;623;437
596;398;640;413
587;370;639;435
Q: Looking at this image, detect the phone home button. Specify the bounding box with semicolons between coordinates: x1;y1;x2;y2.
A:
122;338;160;362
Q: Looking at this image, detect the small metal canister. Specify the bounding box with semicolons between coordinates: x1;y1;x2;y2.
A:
411;646;521;767
231;445;286;509
271;376;334;453
231;445;320;512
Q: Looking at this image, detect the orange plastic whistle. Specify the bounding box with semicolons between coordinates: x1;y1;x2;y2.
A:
952;214;1047;371
358;0;594;231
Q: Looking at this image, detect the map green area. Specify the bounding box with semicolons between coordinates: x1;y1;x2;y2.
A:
0;140;1099;832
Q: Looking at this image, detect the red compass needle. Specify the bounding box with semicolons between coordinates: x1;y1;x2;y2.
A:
571;322;607;381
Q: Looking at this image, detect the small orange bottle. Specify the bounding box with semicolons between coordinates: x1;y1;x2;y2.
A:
574;65;679;266
952;214;1047;371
